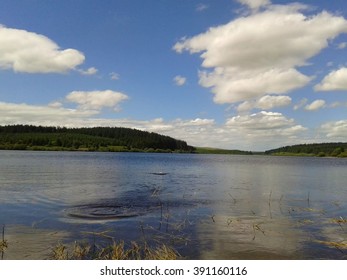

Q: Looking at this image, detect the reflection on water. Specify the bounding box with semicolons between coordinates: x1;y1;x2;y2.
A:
0;151;347;259
2;225;69;260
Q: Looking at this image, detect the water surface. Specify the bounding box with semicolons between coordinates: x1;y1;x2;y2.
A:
1;151;346;259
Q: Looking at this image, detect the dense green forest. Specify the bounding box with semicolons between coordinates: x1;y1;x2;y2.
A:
0;125;194;153
2;125;347;157
265;143;347;157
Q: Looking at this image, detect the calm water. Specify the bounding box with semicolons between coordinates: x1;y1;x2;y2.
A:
1;150;347;259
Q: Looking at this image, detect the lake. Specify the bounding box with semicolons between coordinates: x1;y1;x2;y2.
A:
1;150;347;259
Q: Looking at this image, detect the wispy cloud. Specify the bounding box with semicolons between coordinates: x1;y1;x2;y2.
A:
293;98;308;110
237;0;271;11
78;67;98;76
196;3;209;12
110;72;120;80
173;75;187;86
337;42;347;49
329;101;347;108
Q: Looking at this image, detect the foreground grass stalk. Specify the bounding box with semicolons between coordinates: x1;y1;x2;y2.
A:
50;240;180;260
1;225;8;260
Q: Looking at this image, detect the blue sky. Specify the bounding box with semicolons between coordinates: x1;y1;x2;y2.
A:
1;0;347;150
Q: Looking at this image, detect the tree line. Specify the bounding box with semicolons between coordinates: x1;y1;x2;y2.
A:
0;125;195;153
265;143;347;157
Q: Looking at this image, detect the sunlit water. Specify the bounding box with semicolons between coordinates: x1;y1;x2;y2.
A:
1;150;347;259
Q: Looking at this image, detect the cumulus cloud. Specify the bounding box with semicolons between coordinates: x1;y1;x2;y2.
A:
304;100;326;111
173;75;187;86
225;111;307;149
199;68;309;104
174;4;347;104
320;120;347;139
0;25;85;73
314;67;347;91
66;90;129;111
256;95;291;110
130;118;215;134
227;111;298;130
78;67;98;76
237;95;291;111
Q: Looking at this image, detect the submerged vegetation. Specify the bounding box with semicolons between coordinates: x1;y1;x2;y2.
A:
0;125;194;153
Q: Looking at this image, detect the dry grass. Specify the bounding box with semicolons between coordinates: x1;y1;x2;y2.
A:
315;240;347;250
0;240;7;254
50;240;180;260
1;225;8;259
331;217;347;224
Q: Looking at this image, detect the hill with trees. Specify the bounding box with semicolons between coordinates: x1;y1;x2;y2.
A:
0;125;194;153
265;143;347;157
194;147;253;155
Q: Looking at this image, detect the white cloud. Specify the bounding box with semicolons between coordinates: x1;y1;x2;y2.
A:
0;101;97;127
173;75;187;86
236;101;254;112
48;101;63;108
110;72;120;80
225;111;307;149
174;5;347;104
304;100;326;111
320;120;347;139
227;111;296;130
138;114;306;150
256;95;291;110
199;68;310;104
314;67;347;91
78;67;98;76
66;90;129;111
0;25;85;73
237;95;291;111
